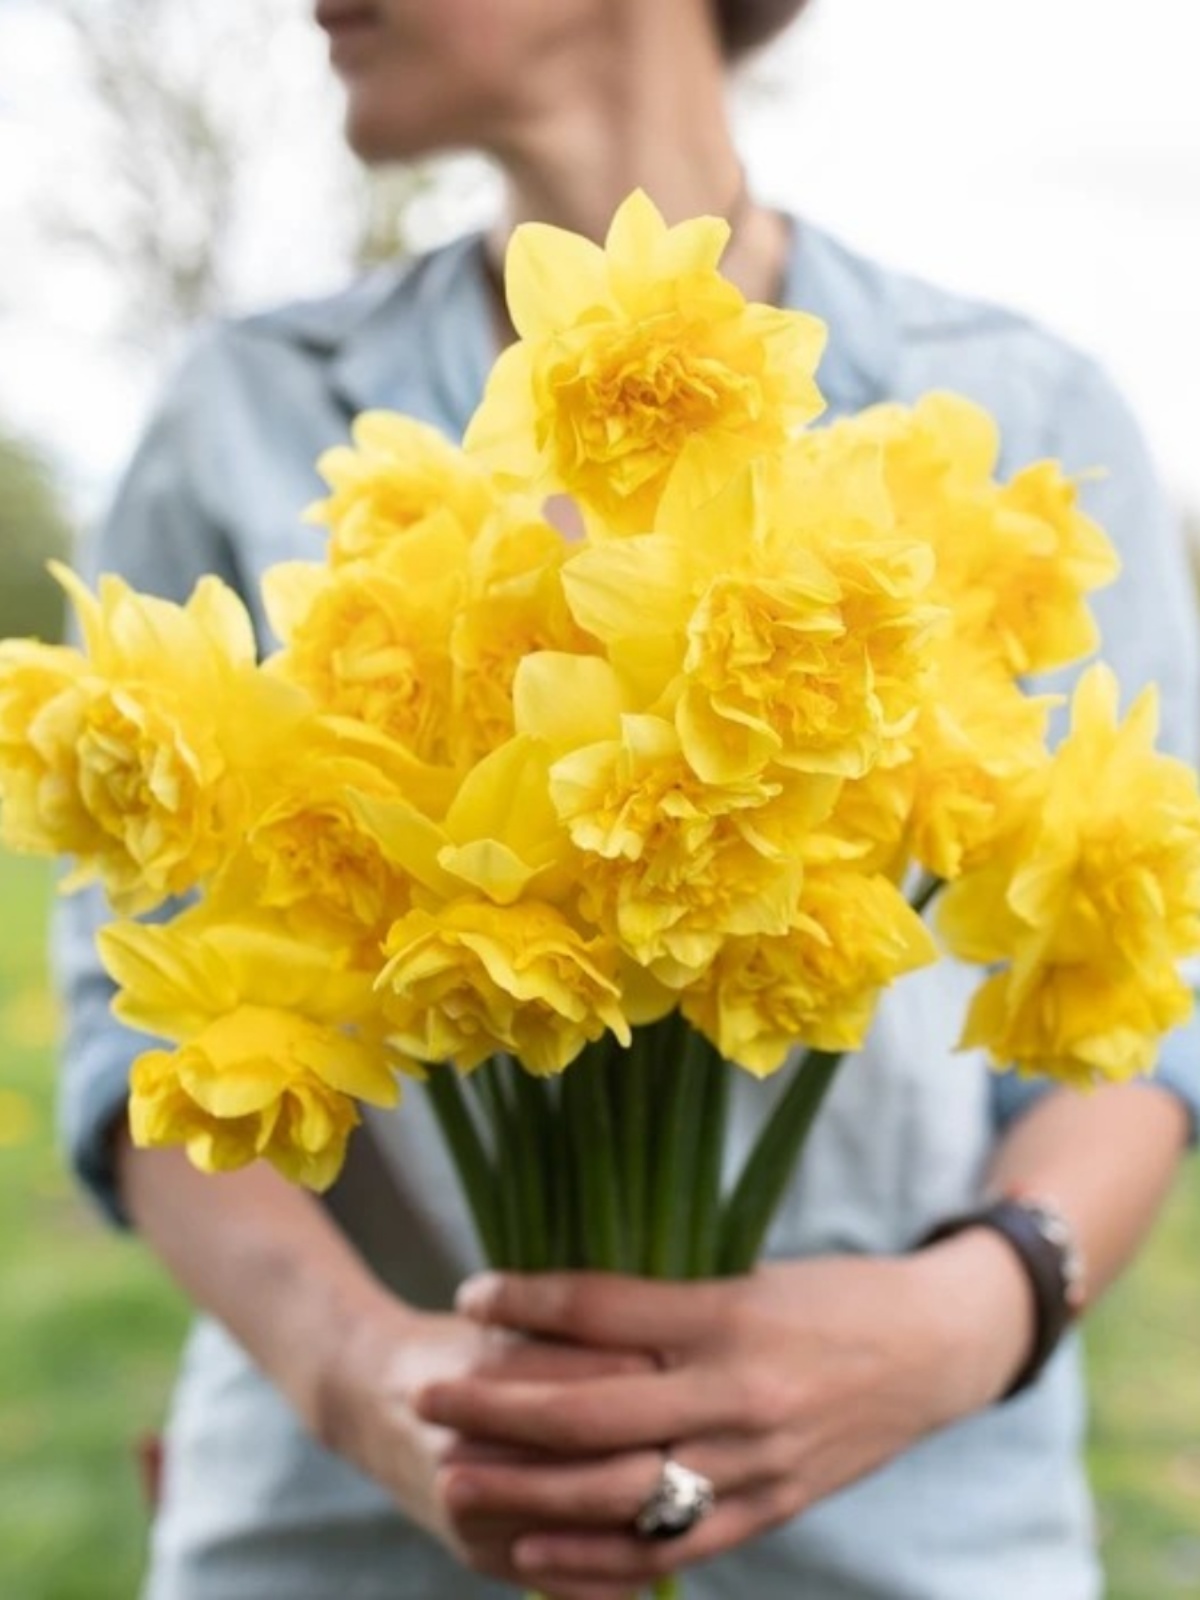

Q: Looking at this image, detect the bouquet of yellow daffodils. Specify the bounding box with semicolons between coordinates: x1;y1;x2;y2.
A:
4;190;1200;1295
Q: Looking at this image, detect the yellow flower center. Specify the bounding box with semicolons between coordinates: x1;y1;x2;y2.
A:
292;589;453;761
550;319;762;494
254;804;394;930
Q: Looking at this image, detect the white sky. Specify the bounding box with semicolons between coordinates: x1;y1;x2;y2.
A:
743;0;1200;514
0;0;1198;517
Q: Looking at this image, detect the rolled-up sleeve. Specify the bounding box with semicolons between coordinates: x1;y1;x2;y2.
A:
53;332;243;1225
991;350;1200;1143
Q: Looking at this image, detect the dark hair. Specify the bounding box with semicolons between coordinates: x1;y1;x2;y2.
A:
713;0;812;58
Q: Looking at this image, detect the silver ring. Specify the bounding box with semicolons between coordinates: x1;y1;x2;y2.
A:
633;1457;716;1541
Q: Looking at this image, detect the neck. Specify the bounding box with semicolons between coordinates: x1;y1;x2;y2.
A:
482;1;789;306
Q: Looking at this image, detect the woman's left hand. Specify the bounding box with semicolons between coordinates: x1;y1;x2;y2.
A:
414;1238;1033;1591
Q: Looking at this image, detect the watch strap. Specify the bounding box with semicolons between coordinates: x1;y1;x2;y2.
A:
918;1197;1083;1400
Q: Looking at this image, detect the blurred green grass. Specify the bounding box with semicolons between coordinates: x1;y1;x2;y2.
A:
0;849;1197;1598
0;854;188;1600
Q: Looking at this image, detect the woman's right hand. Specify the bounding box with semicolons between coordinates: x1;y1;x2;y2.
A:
313;1291;653;1594
117;1140;643;1596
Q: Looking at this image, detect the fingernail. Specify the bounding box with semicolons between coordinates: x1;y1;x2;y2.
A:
455;1272;500;1315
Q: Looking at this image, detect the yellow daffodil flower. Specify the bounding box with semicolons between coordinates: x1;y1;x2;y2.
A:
377;899;630;1074
0;568;309;913
941;665;1200;1083
263;518;466;763
682;870;937;1075
351;732;578;910
451;502;602;764
550;712;834;986
306;410;496;565
100;908;402;1189
465;189;826;534
909;647;1057;880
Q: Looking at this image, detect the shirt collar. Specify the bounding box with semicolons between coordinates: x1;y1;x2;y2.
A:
781;217;899;415
320;232;495;434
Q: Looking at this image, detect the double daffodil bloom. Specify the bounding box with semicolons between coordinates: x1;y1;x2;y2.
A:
466;189;826;535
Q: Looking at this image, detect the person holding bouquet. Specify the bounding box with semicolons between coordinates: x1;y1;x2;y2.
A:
51;1;1200;1597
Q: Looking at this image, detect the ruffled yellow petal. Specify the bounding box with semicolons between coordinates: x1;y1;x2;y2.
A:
503;223;611;341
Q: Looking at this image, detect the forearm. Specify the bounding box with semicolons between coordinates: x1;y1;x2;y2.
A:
913;1079;1191;1417
983;1080;1190;1310
114;1123;400;1439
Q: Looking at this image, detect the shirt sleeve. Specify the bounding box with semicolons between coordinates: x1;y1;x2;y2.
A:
53;331;245;1226
990;350;1200;1144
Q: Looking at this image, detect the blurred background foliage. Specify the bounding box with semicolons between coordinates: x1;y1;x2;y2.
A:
27;0;448;357
0;857;189;1600
0;431;72;644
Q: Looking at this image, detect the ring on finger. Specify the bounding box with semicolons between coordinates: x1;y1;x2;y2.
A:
633;1456;715;1541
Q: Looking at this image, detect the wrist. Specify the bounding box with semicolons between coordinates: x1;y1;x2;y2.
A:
907;1228;1038;1421
919;1194;1085;1403
309;1279;421;1454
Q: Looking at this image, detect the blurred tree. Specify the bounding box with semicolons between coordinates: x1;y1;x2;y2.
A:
0;431;73;643
38;0;432;351
38;0;277;346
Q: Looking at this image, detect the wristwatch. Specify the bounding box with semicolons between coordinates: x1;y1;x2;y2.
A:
918;1194;1086;1400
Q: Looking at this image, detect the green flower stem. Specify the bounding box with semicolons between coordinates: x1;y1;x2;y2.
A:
717;1048;843;1275
562;1039;624;1270
423;1067;504;1266
709;875;940;1276
612;1027;654;1274
471;1061;527;1268
647;1012;706;1280
909;871;943;917
486;1057;554;1272
549;1073;577;1269
506;1061;558;1272
686;1031;729;1279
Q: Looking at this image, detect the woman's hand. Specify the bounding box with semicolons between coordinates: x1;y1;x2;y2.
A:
118;1139;648;1596
314;1292;654;1595
414;1237;1035;1591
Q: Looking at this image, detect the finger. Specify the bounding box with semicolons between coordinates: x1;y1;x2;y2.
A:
439;1435;549;1467
458;1270;735;1350
476;1335;655;1383
416;1367;738;1454
444;1431;789;1528
511;1479;804;1585
442;1448;664;1529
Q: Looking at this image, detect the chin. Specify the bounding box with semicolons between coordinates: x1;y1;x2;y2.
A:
342;95;454;165
344;117;407;164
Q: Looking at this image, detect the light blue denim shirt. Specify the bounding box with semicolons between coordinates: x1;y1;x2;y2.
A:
55;218;1200;1600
